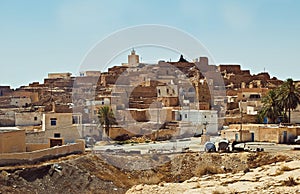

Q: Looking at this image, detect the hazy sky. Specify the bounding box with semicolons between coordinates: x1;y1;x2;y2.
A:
0;0;299;88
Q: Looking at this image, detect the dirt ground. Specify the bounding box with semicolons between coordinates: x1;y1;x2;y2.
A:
0;150;299;194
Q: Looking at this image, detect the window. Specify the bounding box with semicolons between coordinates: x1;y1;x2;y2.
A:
50;118;57;126
34;116;37;121
185;114;187;118
54;133;61;138
72;115;80;124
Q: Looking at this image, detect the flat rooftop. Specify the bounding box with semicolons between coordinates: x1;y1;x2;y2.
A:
0;127;21;133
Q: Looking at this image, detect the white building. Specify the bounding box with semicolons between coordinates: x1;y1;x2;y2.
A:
174;109;218;135
157;85;178;98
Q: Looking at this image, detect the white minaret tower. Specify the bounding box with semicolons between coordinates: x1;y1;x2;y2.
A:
128;48;139;67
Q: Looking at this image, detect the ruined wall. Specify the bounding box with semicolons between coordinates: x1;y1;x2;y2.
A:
129;109;148;122
158;97;179;107
0;86;12;96
218;65;241;74
48;73;72;79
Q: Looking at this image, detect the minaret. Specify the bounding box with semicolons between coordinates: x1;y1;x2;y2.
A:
128;48;139;67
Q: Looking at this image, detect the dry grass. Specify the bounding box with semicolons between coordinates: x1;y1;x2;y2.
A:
195;165;224;176
273;165;294;176
282;177;298;186
248;153;288;168
280;165;293;172
212;190;223;194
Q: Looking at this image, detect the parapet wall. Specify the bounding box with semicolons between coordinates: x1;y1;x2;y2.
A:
0;141;84;166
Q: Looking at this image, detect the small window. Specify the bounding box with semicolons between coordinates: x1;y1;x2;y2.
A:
50;118;57;126
72;116;78;124
185;114;187;118
204;115;207;118
34;116;37;121
54;133;61;138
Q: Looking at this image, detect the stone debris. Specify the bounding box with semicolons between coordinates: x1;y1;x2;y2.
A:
126;160;300;194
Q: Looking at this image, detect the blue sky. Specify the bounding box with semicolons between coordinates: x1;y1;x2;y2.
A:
0;0;299;88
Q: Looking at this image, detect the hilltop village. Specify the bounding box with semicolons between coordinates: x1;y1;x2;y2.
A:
0;50;300;159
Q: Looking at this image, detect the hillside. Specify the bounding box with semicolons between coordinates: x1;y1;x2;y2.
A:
0;151;299;194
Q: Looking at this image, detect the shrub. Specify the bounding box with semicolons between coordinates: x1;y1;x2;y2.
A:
282;177;298;186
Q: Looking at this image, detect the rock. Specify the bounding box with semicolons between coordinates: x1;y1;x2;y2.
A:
135;184;143;191
185;177;200;183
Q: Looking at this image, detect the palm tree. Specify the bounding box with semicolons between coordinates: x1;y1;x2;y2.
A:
98;106;117;139
277;79;300;123
259;89;283;123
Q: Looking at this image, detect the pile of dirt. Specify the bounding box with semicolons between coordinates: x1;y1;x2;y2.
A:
0;151;298;194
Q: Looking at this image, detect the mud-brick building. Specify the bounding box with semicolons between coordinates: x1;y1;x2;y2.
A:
0;127;26;153
223;124;300;143
26;112;82;144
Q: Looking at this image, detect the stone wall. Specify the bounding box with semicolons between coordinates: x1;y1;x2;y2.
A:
26;125;81;144
221;129;252;142
0;141;85;166
15;112;42;126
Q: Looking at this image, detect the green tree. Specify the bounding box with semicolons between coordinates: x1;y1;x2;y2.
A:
98;106;117;138
258;89;283;123
277;78;300;123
